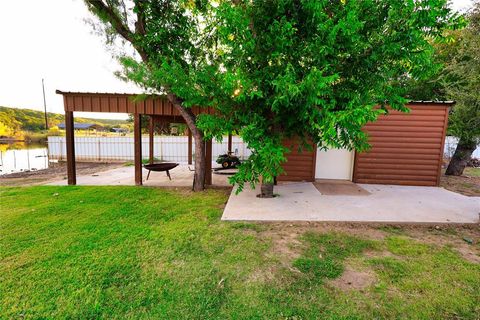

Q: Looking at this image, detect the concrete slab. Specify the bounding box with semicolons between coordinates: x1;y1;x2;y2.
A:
47;164;231;187
222;182;480;224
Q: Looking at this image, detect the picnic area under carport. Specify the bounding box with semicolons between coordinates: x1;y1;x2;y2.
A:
56;90;233;188
47;164;232;187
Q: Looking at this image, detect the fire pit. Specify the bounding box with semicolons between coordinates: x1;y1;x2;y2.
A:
144;163;179;180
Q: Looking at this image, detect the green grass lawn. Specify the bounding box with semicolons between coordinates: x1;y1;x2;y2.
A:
465;167;480;177
1;186;479;319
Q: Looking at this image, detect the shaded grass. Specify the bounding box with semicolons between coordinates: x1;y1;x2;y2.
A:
1;186;479;319
465;167;480;177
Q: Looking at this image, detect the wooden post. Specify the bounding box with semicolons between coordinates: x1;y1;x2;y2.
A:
205;139;212;185
187;128;193;165
134;114;142;185
149;115;154;164
65;110;76;185
228;133;233;153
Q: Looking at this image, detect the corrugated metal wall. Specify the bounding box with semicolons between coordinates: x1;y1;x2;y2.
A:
59;91;215;116
353;104;449;186
278;138;316;182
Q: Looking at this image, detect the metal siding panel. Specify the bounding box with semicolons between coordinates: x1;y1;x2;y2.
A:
118;97;127;113
66;96;75;111
278;138;315;182
353;104;449;186
146;99;153;114
126;98;135;113
92;96;101;111
59;92;217;117
111;97;119;112
74;96;83;111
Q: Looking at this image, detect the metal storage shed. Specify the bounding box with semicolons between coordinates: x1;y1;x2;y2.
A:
278;101;453;186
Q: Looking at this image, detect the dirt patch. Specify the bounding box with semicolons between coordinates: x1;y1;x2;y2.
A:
247;265;277;283
0;161;125;186
440;173;480;197
260;222;388;241
243;222;480;286
254;223;480;264
402;226;480;264
455;245;480;264
313;180;371;196
329;265;377;292
252;223;389;272
262;228;304;267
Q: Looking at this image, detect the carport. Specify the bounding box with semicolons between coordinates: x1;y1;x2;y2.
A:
55;90;233;187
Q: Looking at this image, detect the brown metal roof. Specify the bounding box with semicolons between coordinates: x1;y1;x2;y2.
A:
56;89;147;96
56;90;213;116
409;100;455;105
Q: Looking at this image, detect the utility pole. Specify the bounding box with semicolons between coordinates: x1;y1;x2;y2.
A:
42;78;48;131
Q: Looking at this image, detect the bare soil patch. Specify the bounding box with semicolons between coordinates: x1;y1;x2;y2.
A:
251;223;480;267
251;223;389;272
329;265;377;292
0;161;125;186
440;172;480;197
404;226;480;264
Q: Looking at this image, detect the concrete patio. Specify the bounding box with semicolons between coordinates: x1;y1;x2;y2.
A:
47;164;231;187
222;182;480;224
47;166;479;224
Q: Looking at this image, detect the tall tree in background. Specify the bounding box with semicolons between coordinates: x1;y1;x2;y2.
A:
407;1;479;176
444;1;480;175
197;0;461;196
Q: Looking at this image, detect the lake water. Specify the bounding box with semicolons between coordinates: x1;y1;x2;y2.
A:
0;143;51;175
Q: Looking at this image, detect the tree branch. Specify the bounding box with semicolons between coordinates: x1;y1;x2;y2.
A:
133;0;146;36
85;0;134;43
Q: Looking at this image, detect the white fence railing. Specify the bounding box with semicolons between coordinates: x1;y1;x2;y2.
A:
444;136;480;159
48;135;251;162
48;135;479;163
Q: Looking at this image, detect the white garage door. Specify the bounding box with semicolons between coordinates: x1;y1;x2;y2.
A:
315;148;354;180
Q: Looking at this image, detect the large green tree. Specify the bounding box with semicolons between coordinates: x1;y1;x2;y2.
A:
84;0;219;191
444;1;480;175
406;1;479;176
84;0;461;196
196;0;462;196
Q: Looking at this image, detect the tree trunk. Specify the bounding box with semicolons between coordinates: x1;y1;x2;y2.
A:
258;179;274;198
166;93;206;191
193;131;206;191
84;1;207;191
445;138;477;176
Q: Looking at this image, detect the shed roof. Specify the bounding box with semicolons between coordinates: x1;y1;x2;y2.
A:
56;90;214;116
409;100;455;105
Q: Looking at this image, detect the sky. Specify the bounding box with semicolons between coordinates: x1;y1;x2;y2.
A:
0;0;475;120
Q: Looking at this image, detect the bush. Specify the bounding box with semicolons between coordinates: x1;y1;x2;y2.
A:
47;126;62;136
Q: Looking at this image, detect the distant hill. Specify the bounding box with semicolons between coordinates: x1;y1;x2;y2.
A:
0;106;128;136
